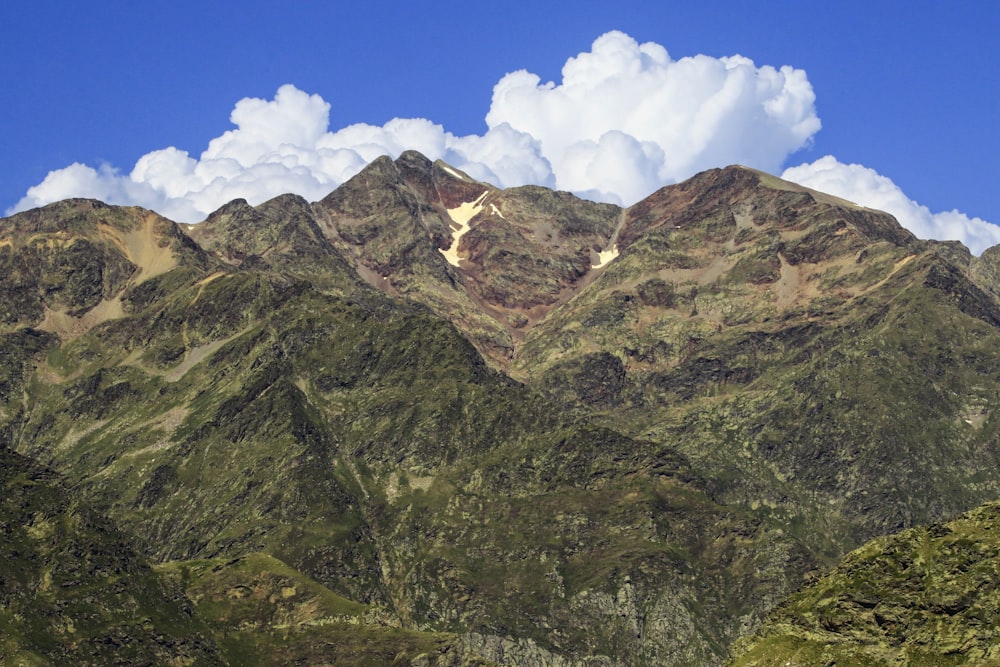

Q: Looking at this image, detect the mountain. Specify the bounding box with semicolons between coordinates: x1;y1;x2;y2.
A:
514;165;1000;556
3;153;1000;665
313;151;623;366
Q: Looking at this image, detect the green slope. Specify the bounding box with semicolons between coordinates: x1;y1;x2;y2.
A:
0;446;223;666
729;502;1000;666
0;191;817;665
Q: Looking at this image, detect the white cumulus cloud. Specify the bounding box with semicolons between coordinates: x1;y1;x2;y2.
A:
9;85;552;223
782;156;1000;255
9;29;994;254
8;31;822;223
486;31;820;202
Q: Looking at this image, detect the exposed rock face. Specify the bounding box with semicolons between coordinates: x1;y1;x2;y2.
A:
0;198;207;330
185;193;360;293
3;154;1000;665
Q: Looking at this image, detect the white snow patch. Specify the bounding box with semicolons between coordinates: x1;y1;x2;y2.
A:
592;244;619;269
490;203;506;220
440;164;468;181
440;191;489;267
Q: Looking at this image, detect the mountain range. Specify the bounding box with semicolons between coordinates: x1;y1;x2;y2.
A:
2;151;1000;665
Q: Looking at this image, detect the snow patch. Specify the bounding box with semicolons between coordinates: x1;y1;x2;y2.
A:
440;164;468;181
591;244;619;269
490;203;506;220
440;191;489;267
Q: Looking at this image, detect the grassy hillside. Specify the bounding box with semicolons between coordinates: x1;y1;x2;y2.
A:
729;502;1000;665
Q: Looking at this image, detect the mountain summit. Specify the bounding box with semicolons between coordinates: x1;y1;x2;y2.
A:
3;154;1000;665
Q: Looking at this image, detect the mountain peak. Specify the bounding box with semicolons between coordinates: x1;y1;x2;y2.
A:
186;192;359;292
621;163;918;253
0;200;208;331
395;149;434;171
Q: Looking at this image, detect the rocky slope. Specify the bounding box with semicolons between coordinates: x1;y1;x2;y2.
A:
514;166;1000;558
0;445;223;665
729;501;1000;665
3;154;1000;664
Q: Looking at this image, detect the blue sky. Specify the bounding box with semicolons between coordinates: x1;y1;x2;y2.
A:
3;1;998;250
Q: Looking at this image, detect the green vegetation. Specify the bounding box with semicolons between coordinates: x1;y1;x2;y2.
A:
729;502;1000;665
0;446;223;665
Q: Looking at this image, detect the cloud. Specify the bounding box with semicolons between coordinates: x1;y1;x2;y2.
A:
8;32;821;223
782;156;1000;255
10;32;994;254
14;30;995;253
9;85;553;223
486;31;820;200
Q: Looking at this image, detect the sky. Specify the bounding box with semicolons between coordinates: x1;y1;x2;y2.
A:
2;1;998;251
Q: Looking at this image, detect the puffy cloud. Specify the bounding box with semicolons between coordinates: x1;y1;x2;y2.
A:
486;31;821;195
9;85;552;223
782;156;1000;255
7;33;822;223
10;34;993;254
16;31;995;253
447;123;556;190
11;86;356;221
560;131;666;205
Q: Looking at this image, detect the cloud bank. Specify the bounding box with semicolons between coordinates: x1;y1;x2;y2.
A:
8;30;996;253
9;32;817;218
